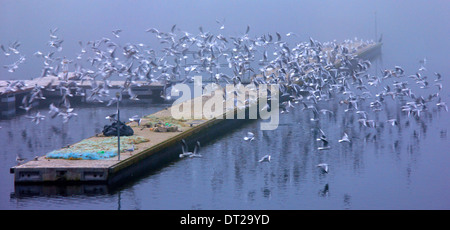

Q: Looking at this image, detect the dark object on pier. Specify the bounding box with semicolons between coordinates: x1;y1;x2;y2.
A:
102;121;134;136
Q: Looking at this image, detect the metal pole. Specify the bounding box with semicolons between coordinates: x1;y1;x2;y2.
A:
116;92;121;161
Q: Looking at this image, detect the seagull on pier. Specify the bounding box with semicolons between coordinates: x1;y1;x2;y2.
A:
129;115;141;126
125;144;135;154
338;132;351;143
105;113;117;122
286;32;297;37
19;95;32;112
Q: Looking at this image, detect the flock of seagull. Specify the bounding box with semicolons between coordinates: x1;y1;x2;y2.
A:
1;24;446;172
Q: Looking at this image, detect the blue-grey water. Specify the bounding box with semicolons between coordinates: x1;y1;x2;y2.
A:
1;0;449;210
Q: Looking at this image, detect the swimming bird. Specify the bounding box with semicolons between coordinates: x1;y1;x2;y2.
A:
338;132;351;143
258;154;271;163
216;18;225;30
434;83;442;91
19;95;32;112
317;163;329;173
1;44;11;56
128;87;139;100
106;94;121;107
58;110;78;123
244;132;255;141
434;72;442;82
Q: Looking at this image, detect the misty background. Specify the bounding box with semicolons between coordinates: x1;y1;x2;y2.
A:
0;0;449;80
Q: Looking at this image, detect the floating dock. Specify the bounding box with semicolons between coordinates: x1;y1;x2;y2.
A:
10;42;382;185
0;76;168;117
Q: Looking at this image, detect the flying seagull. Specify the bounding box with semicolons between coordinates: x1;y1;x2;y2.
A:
338;132;351;143
258;154;271;163
243;132;255;141
179;139;201;158
317;163;329;173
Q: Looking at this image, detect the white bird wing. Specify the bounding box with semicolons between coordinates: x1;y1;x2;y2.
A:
193;141;200;154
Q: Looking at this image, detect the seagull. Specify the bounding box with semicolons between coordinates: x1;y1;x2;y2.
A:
125;144;135;154
105;113;117;122
386;119;399;126
129;115;141;126
179;139;201;158
338;132;351;143
418;66;427;72
112;29;122;38
317;163;329;173
26;112;45;125
258;154;271;163
16;154;25;165
243;132;254;141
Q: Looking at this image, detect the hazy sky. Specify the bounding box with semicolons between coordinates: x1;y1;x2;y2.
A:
0;0;448;79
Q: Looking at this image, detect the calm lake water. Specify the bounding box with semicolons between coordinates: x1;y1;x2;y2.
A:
0;0;449;210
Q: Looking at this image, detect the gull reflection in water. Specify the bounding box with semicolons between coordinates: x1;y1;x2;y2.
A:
318;183;330;198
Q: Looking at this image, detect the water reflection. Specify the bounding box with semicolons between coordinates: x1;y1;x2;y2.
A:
318;184;329;198
1;64;449;210
11;184;109;199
